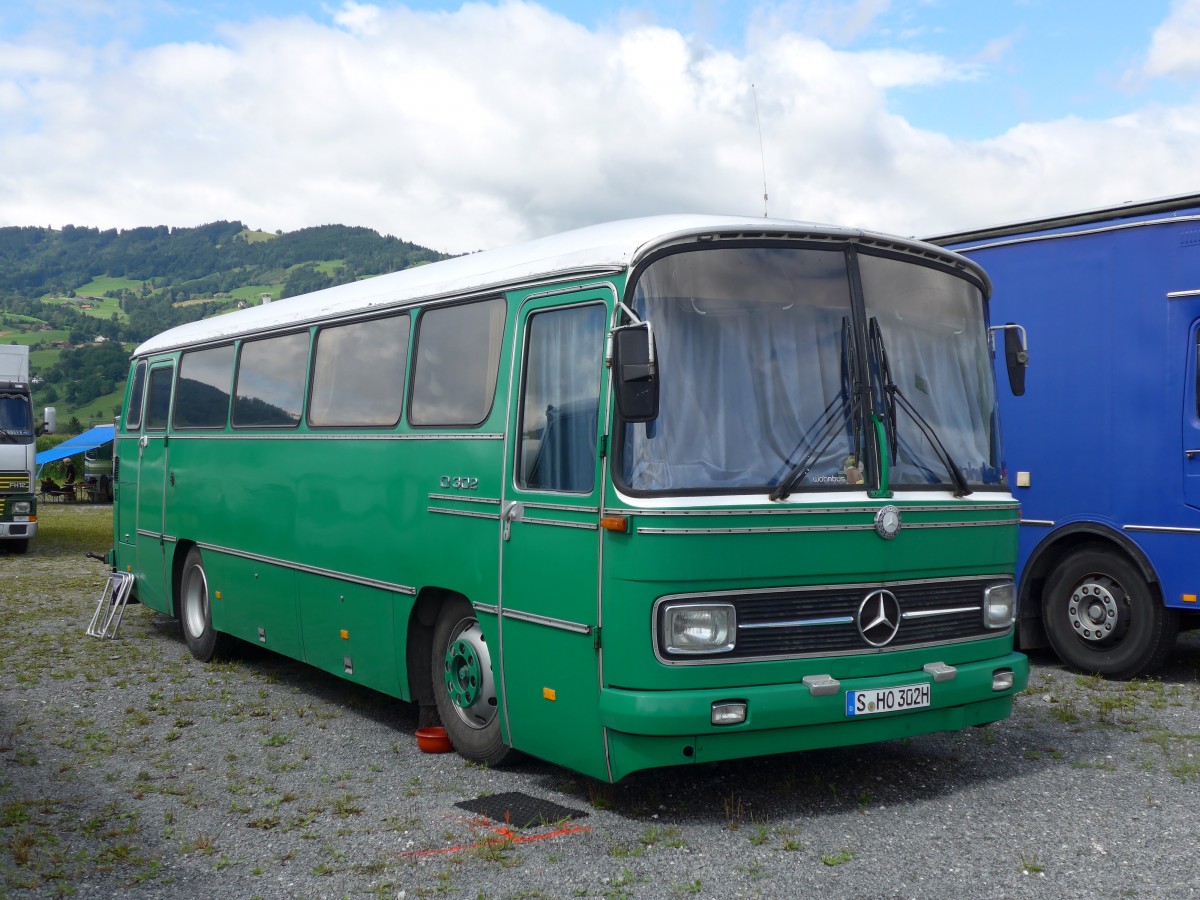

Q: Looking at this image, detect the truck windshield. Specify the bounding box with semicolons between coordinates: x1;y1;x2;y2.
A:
617;244;1003;495
0;393;33;443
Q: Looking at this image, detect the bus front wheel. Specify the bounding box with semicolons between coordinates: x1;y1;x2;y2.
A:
431;598;516;767
1042;548;1178;679
179;547;234;662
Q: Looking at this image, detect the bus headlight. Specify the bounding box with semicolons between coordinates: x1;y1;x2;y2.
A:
662;603;736;654
983;582;1016;628
11;501;31;515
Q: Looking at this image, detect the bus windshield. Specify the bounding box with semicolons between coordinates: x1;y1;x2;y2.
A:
0;393;33;442
618;244;1003;495
860;253;1004;491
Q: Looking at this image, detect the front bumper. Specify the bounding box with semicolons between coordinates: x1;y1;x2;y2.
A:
0;520;37;541
599;651;1028;780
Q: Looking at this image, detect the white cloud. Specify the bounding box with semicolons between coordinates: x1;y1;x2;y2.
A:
0;0;1198;253
1143;0;1200;79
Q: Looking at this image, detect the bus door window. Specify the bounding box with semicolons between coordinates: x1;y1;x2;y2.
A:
518;304;607;492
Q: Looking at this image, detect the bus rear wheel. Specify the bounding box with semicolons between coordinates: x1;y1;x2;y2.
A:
1042;548;1178;679
431;597;516;767
179;547;234;662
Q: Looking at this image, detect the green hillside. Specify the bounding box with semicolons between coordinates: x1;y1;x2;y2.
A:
0;220;450;430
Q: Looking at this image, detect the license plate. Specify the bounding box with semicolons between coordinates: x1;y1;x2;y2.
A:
846;683;930;717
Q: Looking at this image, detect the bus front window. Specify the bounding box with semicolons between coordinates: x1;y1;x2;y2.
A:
617;244;1003;496
619;246;862;494
859;253;1005;491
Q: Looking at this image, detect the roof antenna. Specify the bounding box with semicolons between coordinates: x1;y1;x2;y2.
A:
752;83;769;217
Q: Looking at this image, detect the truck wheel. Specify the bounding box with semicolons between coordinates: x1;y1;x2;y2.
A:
430;597;517;767
9;539;28;555
179;547;234;662
1042;549;1178;679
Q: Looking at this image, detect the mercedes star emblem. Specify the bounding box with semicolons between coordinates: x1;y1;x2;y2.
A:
857;589;902;647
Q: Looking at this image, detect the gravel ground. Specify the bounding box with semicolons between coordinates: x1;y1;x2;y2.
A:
2;503;1199;899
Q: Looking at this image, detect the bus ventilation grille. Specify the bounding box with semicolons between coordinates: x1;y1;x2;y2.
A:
455;791;588;828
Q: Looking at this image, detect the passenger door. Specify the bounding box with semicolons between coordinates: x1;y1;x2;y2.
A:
135;363;175;610
499;291;611;776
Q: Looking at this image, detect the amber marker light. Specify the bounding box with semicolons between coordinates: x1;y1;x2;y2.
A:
600;515;629;533
340;629;350;639
543;687;556;701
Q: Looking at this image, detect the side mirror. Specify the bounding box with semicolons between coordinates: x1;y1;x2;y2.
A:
989;324;1028;397
1003;323;1028;397
610;325;659;423
42;406;57;435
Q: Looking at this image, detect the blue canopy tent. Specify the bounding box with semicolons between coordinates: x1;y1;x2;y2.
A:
35;424;115;466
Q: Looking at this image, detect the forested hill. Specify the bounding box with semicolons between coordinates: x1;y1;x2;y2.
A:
0;221;451;345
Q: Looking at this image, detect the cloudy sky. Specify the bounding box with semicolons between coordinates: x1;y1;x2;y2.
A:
2;0;1198;253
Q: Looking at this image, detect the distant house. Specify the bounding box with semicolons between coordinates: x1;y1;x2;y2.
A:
93;335;107;344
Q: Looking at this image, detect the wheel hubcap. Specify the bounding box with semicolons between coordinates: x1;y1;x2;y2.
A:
442;619;497;730
1067;578;1121;642
182;564;208;639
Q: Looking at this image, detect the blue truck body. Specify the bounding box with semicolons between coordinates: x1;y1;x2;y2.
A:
932;194;1200;677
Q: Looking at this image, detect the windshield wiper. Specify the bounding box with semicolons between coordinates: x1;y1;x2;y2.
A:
868;317;971;497
771;318;864;501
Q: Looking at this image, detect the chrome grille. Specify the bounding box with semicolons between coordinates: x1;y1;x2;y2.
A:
0;471;31;493
658;578;1006;662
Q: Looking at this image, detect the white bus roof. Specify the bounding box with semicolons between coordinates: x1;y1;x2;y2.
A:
135;214;983;357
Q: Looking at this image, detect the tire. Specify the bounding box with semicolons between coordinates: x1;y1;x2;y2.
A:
1042;548;1178;679
9;539;28;555
179;547;234;662
430;597;517;767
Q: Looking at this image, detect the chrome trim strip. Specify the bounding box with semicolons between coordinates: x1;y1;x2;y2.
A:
428;507;502;521
521;502;600;514
1167;289;1200;299
639;524;873;535
427;493;502;505
627;503;1018;517
637;519;1014;535
657;574;1005;600
739;616;854;630
902;606;981;619
521;517;598;530
195;542;417;595
501;608;593;635
949;214;1200;253
473;602;498;616
1021;519;1056;527
1124;524;1200;535
654;630;1012;666
167;432;505;441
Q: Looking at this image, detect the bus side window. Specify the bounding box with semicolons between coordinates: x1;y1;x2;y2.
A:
125;361;147;431
309;314;410;427
175;345;236;429
144;366;174;431
409;297;505;427
518;304;606;493
232;332;310;428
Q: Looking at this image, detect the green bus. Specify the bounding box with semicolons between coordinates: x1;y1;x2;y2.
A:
111;215;1028;782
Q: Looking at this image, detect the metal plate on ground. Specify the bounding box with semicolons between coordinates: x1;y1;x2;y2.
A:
455;791;588;828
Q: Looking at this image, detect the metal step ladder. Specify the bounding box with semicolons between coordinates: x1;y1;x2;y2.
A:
87;572;135;639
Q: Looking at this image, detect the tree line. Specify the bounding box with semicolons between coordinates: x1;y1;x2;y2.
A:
0;221;450;344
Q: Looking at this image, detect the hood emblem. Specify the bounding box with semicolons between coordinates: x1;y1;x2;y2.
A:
874;505;902;540
857;589;901;647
